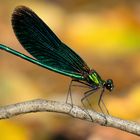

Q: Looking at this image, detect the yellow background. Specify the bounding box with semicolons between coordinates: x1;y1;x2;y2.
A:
0;0;140;140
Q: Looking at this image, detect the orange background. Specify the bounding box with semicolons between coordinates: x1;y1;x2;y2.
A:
0;0;140;140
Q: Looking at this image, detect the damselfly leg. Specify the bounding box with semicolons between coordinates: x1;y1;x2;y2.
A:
66;79;93;116
98;88;110;115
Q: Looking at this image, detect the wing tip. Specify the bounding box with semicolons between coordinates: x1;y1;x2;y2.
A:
13;5;32;14
11;5;35;29
11;6;34;21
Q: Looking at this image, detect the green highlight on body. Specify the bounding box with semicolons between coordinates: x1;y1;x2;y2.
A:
0;6;114;121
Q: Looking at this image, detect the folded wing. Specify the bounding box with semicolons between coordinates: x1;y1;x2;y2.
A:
12;6;90;79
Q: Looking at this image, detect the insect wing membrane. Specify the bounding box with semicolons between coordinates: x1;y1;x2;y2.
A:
12;6;90;79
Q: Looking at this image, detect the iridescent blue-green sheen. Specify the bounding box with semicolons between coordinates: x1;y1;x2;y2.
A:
0;44;84;80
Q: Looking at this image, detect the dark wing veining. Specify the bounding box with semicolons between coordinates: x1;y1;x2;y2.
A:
11;6;90;79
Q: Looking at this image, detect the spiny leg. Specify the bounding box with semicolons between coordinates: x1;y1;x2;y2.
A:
81;89;97;109
98;88;109;114
101;99;109;115
66;79;74;104
66;79;91;104
98;88;108;124
98;88;105;114
65;79;76;114
66;79;91;115
81;88;98;121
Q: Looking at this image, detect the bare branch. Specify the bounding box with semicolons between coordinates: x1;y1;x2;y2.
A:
0;99;139;136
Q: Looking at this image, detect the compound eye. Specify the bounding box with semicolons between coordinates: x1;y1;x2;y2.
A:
106;79;114;91
107;83;112;90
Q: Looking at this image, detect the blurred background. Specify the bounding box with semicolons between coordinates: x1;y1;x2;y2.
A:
0;0;140;140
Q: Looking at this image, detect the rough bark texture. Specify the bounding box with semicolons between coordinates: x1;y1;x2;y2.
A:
0;99;139;136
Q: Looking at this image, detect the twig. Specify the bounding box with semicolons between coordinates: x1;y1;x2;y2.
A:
0;99;139;136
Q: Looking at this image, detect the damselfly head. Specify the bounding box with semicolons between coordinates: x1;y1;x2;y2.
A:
104;79;114;91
